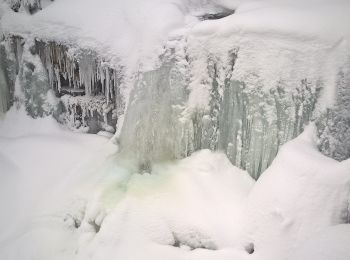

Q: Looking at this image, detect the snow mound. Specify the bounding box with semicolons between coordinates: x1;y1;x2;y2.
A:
294;224;350;260
1;110;350;260
2;0;349;71
1;0;236;69
240;124;350;259
0;107;111;242
0;108;255;259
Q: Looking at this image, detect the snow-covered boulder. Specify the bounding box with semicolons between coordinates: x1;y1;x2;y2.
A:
240;125;350;259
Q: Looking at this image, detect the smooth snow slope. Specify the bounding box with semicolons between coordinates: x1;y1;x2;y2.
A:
0;107;255;260
0;107;112;241
239;125;350;259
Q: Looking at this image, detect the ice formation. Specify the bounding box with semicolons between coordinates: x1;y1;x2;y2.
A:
0;32;348;177
6;0;42;14
118;33;339;177
1;114;349;260
0;44;10;114
34;40;123;132
0;6;11;115
1;0;350;259
0;0;349;177
1;36;123;132
317;61;350;162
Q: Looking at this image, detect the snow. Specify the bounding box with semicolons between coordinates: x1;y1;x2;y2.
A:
0;107;255;260
1;109;350;260
1;0;350;259
1;0;199;69
294;224;350;260
2;0;349;175
2;0;349;72
0;107;112;242
238;124;350;259
185;0;350;110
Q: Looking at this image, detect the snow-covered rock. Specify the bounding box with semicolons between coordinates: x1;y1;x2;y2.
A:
240;125;350;259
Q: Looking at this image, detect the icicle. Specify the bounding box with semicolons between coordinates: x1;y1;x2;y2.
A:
105;67;110;103
0;49;10;114
54;67;61;92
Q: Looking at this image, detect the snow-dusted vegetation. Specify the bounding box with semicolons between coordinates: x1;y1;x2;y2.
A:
0;0;349;259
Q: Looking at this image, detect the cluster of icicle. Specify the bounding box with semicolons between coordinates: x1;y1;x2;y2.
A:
0;53;10;114
0;32;10;114
118;40;191;170
6;0;42;14
1;36;123;133
34;40;124;133
119;38;323;178
316;61;350;163
201;59;321;178
0;35;20;115
2;34;345;178
60;95;117;133
36;41;122;104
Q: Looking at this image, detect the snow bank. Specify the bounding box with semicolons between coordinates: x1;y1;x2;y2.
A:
186;0;350;110
240;124;350;259
2;0;349;71
1;0;231;69
0;108;255;260
76;150;254;260
1;109;350;260
294;224;350;260
0;107;111;242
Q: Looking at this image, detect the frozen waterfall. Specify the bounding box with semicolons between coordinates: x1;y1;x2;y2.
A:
118;40;323;178
0;31;349;178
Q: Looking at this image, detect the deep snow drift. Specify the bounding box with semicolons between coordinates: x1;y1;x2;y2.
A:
0;108;349;260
